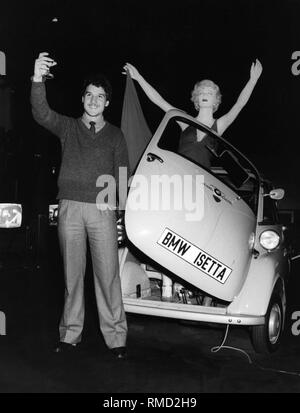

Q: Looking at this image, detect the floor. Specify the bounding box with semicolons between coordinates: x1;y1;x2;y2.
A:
0;244;300;394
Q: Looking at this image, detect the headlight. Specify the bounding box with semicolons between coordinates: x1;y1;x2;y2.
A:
259;230;280;250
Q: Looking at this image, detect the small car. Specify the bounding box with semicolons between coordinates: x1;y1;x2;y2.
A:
119;109;291;354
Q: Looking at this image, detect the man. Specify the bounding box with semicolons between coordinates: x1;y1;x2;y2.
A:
31;52;128;359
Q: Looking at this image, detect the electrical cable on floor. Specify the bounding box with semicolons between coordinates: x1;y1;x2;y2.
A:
210;324;300;377
210;325;252;363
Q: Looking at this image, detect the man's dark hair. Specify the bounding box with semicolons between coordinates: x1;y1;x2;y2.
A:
82;73;112;102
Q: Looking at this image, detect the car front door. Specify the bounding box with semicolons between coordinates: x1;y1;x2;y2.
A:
125;111;258;301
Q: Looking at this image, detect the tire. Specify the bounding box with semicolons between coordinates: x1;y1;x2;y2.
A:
250;291;284;354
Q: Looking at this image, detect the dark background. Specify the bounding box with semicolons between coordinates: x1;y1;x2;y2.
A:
1;1;300;394
0;0;300;211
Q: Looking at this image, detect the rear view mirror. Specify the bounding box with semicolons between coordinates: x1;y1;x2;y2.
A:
267;189;285;200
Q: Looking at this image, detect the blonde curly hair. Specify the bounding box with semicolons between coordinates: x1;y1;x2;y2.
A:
191;79;222;113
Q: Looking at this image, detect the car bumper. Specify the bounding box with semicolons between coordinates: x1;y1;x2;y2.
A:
123;298;265;326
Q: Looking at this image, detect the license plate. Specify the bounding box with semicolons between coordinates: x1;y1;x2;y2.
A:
157;228;232;284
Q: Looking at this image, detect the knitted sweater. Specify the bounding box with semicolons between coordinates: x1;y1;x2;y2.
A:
31;81;129;206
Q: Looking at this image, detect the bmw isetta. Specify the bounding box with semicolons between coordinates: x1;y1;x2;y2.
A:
118;109;290;354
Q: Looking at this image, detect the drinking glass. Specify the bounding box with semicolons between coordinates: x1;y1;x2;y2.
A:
43;60;56;80
43;69;54;80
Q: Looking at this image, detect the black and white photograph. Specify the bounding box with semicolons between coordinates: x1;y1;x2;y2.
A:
1;0;300;399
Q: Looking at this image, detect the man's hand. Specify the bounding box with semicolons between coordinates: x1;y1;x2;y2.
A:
33;52;57;82
250;59;263;83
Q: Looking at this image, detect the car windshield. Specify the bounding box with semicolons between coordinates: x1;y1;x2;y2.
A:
157;116;259;213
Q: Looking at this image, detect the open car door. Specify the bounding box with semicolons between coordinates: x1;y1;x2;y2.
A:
125;110;260;302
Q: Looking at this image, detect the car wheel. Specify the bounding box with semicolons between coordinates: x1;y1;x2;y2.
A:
250;291;284;354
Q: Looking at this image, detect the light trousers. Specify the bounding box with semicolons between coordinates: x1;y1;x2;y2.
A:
57;200;127;348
